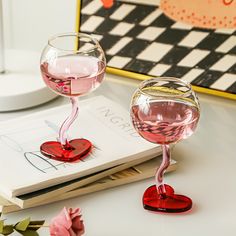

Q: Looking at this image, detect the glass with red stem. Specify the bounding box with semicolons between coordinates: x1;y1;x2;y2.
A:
40;33;106;162
130;77;200;213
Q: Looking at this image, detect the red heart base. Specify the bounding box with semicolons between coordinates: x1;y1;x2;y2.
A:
143;184;192;213
40;139;92;162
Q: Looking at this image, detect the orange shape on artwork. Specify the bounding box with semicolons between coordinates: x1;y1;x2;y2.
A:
101;0;114;9
160;0;236;29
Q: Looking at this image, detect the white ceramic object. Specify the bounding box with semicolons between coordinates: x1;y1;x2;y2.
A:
0;49;57;111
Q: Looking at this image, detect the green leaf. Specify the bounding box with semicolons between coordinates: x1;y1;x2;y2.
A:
15;218;30;231
16;229;39;236
2;225;14;235
0;220;4;233
27;221;45;231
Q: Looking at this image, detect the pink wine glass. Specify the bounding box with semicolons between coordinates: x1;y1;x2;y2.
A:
130;77;200;213
40;33;106;162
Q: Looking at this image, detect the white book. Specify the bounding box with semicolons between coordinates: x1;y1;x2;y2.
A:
0;157;177;214
0;96;161;198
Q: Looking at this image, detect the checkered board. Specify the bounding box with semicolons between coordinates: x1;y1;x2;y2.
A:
77;0;236;100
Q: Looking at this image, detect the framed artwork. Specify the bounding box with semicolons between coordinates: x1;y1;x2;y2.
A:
76;0;236;100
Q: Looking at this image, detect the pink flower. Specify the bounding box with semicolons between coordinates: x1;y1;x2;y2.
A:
50;207;85;236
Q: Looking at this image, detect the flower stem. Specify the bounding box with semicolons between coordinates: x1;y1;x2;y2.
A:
27;225;49;228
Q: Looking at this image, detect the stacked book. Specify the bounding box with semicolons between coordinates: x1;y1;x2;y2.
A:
0;96;176;213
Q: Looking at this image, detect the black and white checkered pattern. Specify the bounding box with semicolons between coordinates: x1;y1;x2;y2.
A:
78;0;236;96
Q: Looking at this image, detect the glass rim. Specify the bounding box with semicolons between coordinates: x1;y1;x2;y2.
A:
48;32;100;53
137;77;193;98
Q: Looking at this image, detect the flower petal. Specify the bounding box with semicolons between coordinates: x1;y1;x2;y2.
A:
50;207;72;230
50;224;70;236
71;216;84;231
69;208;81;219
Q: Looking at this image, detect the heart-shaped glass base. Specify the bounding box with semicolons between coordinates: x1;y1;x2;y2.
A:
143;184;192;213
40;138;92;162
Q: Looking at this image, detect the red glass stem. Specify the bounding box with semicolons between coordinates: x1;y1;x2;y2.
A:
155;144;171;193
59;97;79;149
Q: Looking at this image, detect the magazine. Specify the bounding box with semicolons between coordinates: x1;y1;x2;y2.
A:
12;155;157;208
0;157;177;214
0;96;161;198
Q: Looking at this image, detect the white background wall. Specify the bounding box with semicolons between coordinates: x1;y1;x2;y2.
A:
1;0;160;52
2;0;77;52
2;0;160;52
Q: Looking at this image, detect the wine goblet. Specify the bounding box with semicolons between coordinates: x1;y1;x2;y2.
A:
130;77;200;213
40;33;106;162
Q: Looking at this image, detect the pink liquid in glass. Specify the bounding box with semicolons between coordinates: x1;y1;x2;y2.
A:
40;55;106;97
131;101;200;144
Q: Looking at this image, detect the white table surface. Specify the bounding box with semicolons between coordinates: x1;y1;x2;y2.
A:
1;74;236;236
